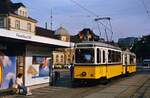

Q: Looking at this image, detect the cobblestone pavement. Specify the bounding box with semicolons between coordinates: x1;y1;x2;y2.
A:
132;78;150;98
2;69;150;98
84;74;150;98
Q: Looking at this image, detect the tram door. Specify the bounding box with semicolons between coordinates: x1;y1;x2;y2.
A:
125;54;128;73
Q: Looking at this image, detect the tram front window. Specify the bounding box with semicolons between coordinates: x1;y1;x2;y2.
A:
75;48;94;63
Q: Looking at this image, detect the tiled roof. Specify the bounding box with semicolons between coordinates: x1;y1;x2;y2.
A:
0;0;25;14
36;27;57;39
0;0;11;14
9;13;37;23
70;28;101;43
11;3;26;11
0;0;37;22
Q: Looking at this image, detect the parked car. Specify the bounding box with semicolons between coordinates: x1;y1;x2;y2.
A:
54;65;62;69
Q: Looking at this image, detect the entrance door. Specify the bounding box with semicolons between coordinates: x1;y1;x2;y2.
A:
16;55;25;79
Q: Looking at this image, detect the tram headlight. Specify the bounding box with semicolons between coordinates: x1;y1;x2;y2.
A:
81;72;87;76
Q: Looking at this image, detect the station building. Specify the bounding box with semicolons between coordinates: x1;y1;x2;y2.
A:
0;0;73;90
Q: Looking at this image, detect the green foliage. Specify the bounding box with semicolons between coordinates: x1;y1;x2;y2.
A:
131;35;150;58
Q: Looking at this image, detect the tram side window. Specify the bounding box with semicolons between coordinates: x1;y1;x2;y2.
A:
116;52;121;63
97;49;101;63
108;50;112;63
108;50;121;63
103;50;105;63
130;55;135;65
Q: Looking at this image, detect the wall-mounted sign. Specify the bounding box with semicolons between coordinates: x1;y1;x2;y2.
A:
16;33;32;39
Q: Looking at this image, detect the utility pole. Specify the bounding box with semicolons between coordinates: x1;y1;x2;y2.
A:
50;9;53;30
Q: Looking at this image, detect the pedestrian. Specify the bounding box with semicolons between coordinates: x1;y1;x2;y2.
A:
69;63;74;80
54;71;60;84
16;73;32;96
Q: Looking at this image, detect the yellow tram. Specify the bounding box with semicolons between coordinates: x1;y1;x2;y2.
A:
73;41;136;82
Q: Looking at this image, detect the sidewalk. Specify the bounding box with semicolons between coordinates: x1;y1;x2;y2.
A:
84;74;150;98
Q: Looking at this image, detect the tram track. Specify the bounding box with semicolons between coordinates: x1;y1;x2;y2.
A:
68;75;134;98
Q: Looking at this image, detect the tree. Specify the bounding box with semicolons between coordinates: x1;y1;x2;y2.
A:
131;35;150;62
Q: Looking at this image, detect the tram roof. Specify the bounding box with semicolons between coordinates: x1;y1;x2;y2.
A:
75;41;121;50
122;50;136;56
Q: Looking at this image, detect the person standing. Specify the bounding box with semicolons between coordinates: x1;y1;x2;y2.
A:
69;63;74;80
54;71;60;85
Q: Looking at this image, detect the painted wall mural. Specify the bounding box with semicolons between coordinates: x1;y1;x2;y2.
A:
0;51;16;89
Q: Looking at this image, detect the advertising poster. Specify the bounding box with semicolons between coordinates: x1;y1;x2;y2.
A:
27;56;50;78
0;50;16;89
25;45;52;86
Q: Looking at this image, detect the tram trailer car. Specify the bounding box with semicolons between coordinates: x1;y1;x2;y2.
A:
122;51;136;74
73;42;136;82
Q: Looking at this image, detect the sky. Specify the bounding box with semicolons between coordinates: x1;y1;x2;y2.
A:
12;0;150;41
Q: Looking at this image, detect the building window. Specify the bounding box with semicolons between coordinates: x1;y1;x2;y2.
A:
25;12;27;17
56;55;59;58
60;55;63;62
0;17;4;28
56;55;59;63
130;55;135;65
8;18;11;29
20;10;22;15
15;20;20;29
61;36;66;41
27;23;31;31
23;11;25;16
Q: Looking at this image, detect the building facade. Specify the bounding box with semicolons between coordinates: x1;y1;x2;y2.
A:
0;0;37;34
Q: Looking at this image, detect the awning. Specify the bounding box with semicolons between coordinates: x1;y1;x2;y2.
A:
0;29;74;47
